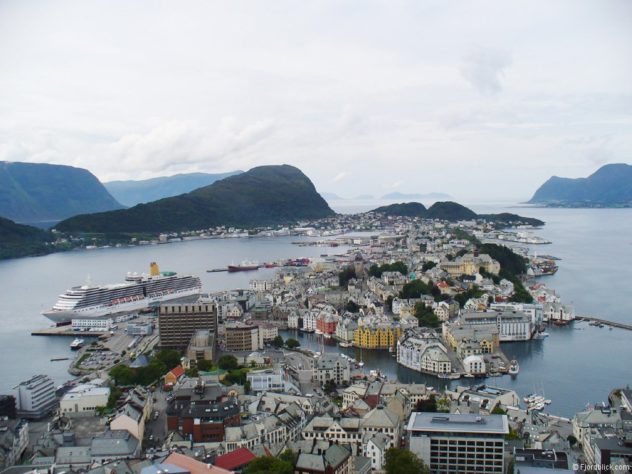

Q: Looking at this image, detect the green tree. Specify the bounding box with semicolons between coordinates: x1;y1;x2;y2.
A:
218;355;239;370
109;364;136;386
384;447;429;474
244;456;293;474
416;395;438;413
414;303;440;328
369;261;408;278
197;359;215;371
323;379;337;394
285;338;300;349
491;405;507;415
155;349;181;370
421;261;436;272
338;266;356;286
345;300;359;312
186;367;199;377
278;449;296;466
271;335;284;348
400;279;431;299
567;434;578;447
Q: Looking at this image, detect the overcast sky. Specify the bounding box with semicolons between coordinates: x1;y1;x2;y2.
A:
1;0;631;201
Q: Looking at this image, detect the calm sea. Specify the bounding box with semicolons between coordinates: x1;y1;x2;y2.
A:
0;204;630;417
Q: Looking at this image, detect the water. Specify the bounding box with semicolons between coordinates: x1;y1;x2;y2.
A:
1;206;630;418
0;235;350;393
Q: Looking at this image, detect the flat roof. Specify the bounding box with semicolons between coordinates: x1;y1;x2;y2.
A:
407;412;509;435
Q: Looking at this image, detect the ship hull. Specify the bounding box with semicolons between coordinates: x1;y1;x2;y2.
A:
42;286;201;324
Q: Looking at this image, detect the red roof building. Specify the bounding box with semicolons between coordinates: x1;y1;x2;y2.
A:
214;447;257;471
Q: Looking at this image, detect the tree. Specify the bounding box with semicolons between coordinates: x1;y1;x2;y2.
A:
491;405;506;415
345;300;359;312
186;367;199;378
338;266;356;287
421;261;436;272
416;395;437;413
567;434;578;447
155;349;181;370
218;355;239;370
414;303;440;329
400;279;431;299
384;447;429;474
278;449;296;466
369;261;409;278
197;359;215;371
244;456;293;474
285;338;300;349
323;379;337;394
271;335;284;348
109;364;136;386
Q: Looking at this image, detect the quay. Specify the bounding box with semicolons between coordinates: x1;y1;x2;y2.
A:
31;326;106;337
576;316;632;331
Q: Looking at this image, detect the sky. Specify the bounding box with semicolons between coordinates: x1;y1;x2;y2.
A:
0;0;631;202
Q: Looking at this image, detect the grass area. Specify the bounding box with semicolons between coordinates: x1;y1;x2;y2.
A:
74;353;90;368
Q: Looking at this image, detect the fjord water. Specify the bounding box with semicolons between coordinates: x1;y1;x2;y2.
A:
0;205;630;417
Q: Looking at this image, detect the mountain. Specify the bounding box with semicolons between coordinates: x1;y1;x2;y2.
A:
0;161;122;225
426;201;478;220
381;191;452;200
104;171;243;207
0;216;54;260
56;165;335;233
529;163;632;207
372;202;427;217
371;201;544;226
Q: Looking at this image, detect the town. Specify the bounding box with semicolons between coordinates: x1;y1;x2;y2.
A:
1;211;630;474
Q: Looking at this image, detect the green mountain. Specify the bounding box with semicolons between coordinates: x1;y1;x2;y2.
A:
426;201;478;220
0;216;54;260
372;202;427;217
529;163;632;207
372;201;544;226
56;165;335;233
104;171;243;207
0;161;122;225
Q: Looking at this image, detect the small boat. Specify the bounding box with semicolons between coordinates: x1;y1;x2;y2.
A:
70;338;85;350
357;360;365;367
464;373;475;378
338;341;353;348
508;360;519;376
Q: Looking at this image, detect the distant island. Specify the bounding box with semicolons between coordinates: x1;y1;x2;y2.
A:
56;165;335;233
381;191;452;200
105;171;243;207
372;201;544;226
529;163;632;207
0;161;122;225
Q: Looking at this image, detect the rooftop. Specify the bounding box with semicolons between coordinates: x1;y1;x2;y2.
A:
407;412;509;435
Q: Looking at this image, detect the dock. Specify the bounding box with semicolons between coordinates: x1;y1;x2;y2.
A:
31;326;106;337
576;316;632;331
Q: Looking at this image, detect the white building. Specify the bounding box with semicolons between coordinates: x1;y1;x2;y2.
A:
313;354;351;386
461;310;534;341
247;369;285;393
15;375;57;419
363;433;392;471
303;310;318;332
255;323;278;347
462;355;486;375
543;302;575;323
60;383;110;417
72;318;113;331
249;279;274;292
407;412;508;474
491;302;544;328
397;329;452;375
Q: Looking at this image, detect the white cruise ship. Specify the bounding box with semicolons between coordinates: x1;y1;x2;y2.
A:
43;262;201;323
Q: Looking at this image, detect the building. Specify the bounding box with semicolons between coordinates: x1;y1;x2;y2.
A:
90;430;141;463
126;321;154;336
335;318;357;344
462;355;486;375
397;329;452;375
71;317;114;331
15;375;57;419
213;447;257;472
440;253;500;277
164;366;186;387
363;433;392;471
460;310;534;341
407;412;509;474
512;448;572;472
295;443;353;474
159;301;218;350
59;383;110;418
186;329;215;361
224;323;261;352
0;418;28;469
313;354;351;386
255;322;278;347
110;403;145;441
247;369;284;393
353;321;402;350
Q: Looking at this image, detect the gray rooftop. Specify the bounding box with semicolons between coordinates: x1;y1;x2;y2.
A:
407;412;509;435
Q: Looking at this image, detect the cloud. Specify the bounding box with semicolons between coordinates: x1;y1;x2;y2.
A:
332;171;348;182
461;48;512;96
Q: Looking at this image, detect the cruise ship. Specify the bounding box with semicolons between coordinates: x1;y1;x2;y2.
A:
42;262;201;324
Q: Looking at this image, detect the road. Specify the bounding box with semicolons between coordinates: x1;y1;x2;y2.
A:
144;386;169;449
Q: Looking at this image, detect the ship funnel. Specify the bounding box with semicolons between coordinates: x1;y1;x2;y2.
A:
150;262;160;276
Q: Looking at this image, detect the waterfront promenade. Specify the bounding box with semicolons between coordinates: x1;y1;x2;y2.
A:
575;316;632;331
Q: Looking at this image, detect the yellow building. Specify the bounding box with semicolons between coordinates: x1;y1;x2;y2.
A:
353;324;402;350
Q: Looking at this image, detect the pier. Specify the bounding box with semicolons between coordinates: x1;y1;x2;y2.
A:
576;316;632;332
31;326;106;337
